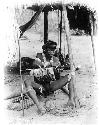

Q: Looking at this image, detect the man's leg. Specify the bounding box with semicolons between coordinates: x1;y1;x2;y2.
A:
49;74;75;107
67;80;75;107
61;87;69;96
24;78;46;114
49;75;69;92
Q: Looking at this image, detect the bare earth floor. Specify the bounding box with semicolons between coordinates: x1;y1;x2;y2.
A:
4;33;98;125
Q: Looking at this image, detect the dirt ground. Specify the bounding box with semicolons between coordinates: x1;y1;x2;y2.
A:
4;31;98;125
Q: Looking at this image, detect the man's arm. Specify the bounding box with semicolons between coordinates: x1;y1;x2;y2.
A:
34;58;44;68
51;56;61;67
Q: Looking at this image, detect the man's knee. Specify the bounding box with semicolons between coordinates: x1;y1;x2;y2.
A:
24;79;32;88
24;79;37;94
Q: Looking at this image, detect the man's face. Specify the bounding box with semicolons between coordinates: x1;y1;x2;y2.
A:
46;48;55;57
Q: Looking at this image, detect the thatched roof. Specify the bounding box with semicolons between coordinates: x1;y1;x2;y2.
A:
18;3;96;36
27;3;64;12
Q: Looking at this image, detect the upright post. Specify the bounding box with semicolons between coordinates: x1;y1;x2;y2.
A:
60;9;62;52
89;13;96;71
17;38;24;116
44;11;48;44
58;9;60;45
63;5;79;107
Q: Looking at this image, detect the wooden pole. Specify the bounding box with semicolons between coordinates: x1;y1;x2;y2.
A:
17;38;24;116
63;5;80;107
20;5;44;37
60;10;62;52
89;13;96;71
58;9;60;45
44;11;48;44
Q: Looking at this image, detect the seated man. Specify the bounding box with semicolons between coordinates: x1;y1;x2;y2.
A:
24;40;74;115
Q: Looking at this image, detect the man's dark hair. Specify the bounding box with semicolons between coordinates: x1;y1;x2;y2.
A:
42;40;57;51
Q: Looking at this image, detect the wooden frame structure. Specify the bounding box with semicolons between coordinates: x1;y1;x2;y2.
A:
7;3;96;116
19;4;78;116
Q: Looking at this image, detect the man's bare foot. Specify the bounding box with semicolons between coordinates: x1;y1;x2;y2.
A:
37;105;46;115
67;99;75;108
74;97;80;108
63;99;75;109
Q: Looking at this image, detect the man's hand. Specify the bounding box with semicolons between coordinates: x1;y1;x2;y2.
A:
39;86;45;94
44;62;52;68
68;73;71;81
